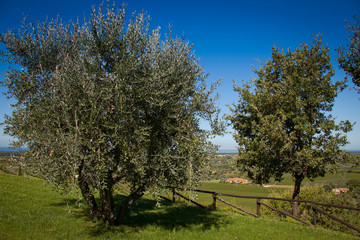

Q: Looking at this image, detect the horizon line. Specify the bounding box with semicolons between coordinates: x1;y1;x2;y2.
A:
1;147;359;152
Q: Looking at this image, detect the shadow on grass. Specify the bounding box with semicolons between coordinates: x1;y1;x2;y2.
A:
87;194;230;237
49;198;79;207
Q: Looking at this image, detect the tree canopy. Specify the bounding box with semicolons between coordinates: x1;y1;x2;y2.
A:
338;15;360;94
227;36;353;213
0;3;223;225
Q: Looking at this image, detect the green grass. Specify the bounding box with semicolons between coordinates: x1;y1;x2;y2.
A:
0;174;88;239
159;182;285;213
197;182;285;212
0;172;358;240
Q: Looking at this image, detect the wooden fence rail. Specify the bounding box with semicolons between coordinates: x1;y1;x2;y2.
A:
0;158;22;176
168;186;360;234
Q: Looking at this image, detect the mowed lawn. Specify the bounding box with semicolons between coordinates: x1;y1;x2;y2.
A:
0;172;358;240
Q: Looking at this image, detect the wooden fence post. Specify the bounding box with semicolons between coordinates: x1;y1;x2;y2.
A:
312;202;317;228
257;199;261;217
212;193;217;210
172;187;176;203
164;187;360;232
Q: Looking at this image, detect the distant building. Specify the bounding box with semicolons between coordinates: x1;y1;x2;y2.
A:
226;178;249;184
332;188;349;194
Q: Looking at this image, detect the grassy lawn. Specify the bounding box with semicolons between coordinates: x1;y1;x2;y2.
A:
0;172;358;240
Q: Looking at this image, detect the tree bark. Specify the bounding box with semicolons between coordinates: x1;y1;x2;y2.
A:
99;171;115;225
78;174;99;217
115;188;144;225
78;160;99;217
292;173;305;217
99;186;115;225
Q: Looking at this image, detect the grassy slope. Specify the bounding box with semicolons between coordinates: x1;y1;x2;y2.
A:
0;172;358;240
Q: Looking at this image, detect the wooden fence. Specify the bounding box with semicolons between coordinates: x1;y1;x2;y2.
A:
1;160;358;234
0;159;22;176
168;186;360;234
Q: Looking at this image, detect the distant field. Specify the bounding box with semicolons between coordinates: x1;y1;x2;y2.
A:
160;182;286;213
199;182;285;213
209;152;360;187
348;151;360;156
169;166;360;212
267;170;360;186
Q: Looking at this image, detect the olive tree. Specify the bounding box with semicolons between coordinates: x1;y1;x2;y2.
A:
338;15;360;94
0;3;223;225
227;37;353;215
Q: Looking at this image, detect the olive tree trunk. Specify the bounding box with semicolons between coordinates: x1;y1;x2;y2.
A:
115;188;145;225
78;161;99;217
292;173;305;217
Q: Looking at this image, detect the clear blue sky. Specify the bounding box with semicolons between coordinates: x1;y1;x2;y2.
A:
0;0;359;150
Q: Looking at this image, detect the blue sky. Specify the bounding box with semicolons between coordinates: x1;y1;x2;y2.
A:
0;0;359;150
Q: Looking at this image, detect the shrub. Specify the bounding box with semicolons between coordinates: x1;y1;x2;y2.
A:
263;184;360;236
346;180;360;207
346;180;360;191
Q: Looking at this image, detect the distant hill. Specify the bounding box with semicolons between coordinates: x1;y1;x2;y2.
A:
348;151;360;156
0;147;27;152
216;149;237;154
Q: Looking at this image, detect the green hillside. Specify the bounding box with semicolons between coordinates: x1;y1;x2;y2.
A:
0;172;357;240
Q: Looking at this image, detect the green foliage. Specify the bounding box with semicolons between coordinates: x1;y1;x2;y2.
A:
227;36;353;200
337;15;360;94
346;180;360;205
346;180;360;191
264;185;360;236
0;2;223;225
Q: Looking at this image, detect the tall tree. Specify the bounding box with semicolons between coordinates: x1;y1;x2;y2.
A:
227;36;353;215
0;3;223;225
337;15;360;94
